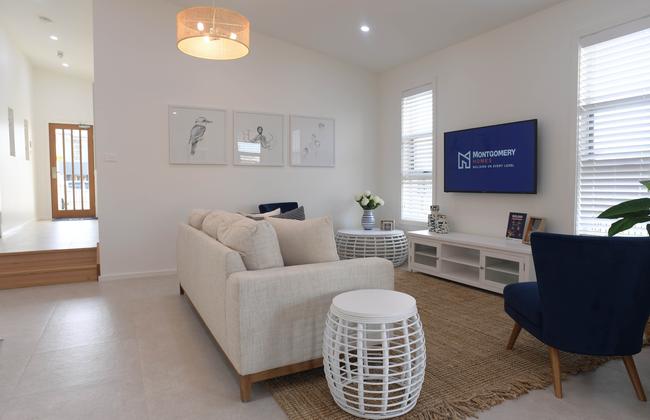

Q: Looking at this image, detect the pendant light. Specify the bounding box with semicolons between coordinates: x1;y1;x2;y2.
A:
176;6;250;60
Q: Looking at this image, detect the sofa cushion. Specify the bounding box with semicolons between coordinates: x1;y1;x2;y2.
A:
219;219;284;270
189;209;211;229
201;211;244;239
201;210;283;270
271;206;306;221
267;217;339;266
241;208;281;220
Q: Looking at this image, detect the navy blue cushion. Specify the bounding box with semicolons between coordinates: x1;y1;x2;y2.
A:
258;202;298;214
504;282;543;341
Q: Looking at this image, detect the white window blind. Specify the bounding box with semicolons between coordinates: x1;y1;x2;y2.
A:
401;86;433;223
576;26;650;236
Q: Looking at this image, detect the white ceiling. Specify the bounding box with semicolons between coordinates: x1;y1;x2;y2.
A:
179;0;566;72
0;0;565;79
0;0;93;80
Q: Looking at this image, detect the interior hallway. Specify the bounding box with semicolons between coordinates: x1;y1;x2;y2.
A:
0;219;98;253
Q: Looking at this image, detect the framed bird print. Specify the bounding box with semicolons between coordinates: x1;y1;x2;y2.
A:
168;105;226;165
233;111;284;166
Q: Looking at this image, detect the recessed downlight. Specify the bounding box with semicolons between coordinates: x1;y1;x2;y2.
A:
360;25;370;33
49;35;58;41
61;62;70;68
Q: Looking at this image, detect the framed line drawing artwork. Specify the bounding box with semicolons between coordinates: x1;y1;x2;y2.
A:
233;111;284;166
290;115;335;167
169;106;226;165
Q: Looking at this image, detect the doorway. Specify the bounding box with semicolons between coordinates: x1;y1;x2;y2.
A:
48;123;96;219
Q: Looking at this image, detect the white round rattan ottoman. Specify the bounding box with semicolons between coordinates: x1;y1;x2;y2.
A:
323;289;426;419
335;229;408;267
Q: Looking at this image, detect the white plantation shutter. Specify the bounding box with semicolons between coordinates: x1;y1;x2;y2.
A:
576;25;650;236
401;86;433;222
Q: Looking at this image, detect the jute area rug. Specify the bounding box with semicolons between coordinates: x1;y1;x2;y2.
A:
268;269;649;420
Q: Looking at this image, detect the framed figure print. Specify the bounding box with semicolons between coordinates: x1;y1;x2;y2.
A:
169;106;226;164
233;111;284;166
290;115;335;167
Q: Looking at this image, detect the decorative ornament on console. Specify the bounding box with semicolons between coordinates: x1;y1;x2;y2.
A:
428;205;449;234
355;191;384;230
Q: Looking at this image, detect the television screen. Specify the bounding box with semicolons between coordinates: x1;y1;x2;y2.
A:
444;119;537;194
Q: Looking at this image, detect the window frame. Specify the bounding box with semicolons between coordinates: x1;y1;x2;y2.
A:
574;22;650;237
400;83;435;225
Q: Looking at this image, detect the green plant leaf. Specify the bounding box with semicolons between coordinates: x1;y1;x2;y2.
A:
598;198;650;219
607;216;650;236
642;180;650;191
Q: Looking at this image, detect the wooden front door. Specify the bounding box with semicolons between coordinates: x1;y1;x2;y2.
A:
49;123;96;218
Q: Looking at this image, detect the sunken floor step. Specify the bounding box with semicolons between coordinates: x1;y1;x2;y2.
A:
0;247;99;289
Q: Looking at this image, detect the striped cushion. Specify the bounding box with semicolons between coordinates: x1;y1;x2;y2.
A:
272;206;305;221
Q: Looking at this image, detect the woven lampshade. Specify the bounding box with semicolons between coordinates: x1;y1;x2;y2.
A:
176;7;250;60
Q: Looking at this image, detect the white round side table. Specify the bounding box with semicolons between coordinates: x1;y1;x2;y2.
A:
323;289;426;419
335;229;408;267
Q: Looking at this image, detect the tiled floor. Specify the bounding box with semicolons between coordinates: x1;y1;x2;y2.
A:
0;219;98;253
0;275;648;419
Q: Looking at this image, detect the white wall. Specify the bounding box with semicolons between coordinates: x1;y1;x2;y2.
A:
32;67;94;220
0;26;35;234
377;0;650;237
93;0;379;278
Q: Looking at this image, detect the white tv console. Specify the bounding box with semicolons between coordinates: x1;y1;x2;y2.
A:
407;230;535;294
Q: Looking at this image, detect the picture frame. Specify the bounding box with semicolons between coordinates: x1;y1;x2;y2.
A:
168;105;226;165
233;111;284;166
290;115;335;167
380;219;395;231
505;212;527;240
8;107;15;157
522;216;546;245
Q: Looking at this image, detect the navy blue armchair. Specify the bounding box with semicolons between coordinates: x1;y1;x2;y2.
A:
504;232;650;401
258;202;298;214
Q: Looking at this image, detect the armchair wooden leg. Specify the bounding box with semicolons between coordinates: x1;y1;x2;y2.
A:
623;356;647;402
506;323;522;350
549;346;562;398
240;375;252;402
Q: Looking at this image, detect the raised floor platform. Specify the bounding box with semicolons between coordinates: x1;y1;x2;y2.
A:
0;220;99;289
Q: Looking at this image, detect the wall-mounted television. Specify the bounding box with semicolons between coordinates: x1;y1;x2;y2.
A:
444;119;537;194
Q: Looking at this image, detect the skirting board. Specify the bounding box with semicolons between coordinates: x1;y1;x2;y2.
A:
99;269;177;282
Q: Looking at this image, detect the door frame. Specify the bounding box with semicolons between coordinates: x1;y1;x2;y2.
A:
48;123;96;219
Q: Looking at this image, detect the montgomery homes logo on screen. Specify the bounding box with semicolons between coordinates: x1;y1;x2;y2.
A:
457;148;517;170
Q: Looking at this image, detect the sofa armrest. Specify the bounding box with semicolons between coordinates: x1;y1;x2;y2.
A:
225;257;394;375
177;224;246;349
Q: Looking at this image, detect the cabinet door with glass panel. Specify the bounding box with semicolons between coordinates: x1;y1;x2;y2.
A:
49;123;96;219
480;250;527;291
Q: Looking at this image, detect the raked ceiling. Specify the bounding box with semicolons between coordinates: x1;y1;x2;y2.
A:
178;0;566;72
0;0;93;80
0;0;566;79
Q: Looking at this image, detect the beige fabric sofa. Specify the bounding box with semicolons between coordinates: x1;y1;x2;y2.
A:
177;223;394;401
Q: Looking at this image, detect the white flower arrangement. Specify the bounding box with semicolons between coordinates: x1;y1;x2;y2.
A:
355;191;384;210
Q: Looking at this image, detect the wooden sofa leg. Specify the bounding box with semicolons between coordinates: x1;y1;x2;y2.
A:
506;323;522;350
549;346;563;398
179;285;184;295
623;356;647;402
240;375;252;402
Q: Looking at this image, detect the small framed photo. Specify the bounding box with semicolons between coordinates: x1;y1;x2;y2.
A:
506;212;527;240
522;217;546;245
380;219;395;231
